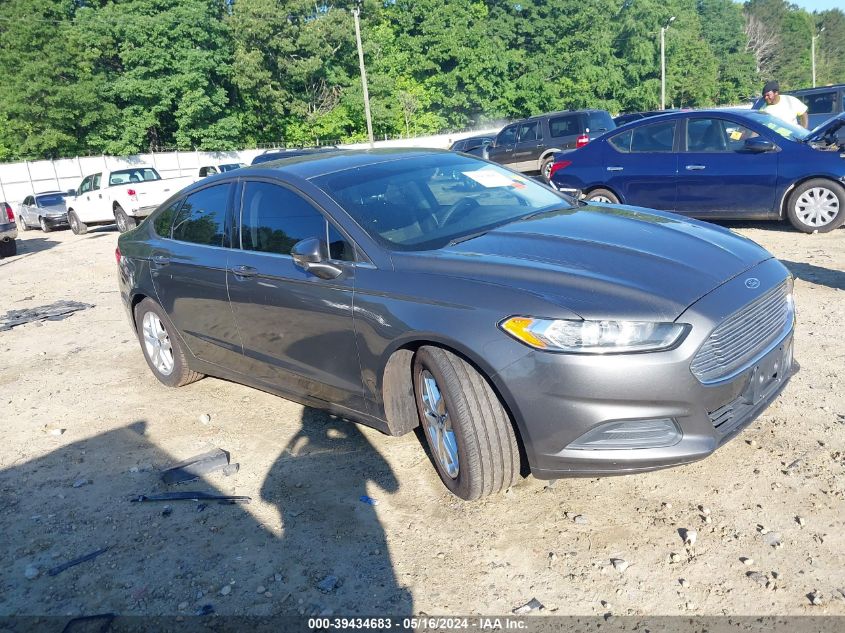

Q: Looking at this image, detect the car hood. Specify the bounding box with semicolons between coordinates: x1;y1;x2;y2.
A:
805;112;845;143
394;204;773;321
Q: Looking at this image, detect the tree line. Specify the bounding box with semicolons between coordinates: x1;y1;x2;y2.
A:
0;0;843;161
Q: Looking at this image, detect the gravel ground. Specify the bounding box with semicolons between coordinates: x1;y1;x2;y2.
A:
0;221;843;619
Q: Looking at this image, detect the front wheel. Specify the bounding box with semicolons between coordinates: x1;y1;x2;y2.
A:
68;211;88;235
115;205;137;233
413;346;521;500
39;217;52;233
786;179;845;233
584;188;620;204
134;298;204;388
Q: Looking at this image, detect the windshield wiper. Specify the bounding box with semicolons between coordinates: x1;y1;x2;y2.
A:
446;229;491;246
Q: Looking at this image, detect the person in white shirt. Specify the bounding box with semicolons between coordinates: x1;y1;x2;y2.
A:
760;81;809;128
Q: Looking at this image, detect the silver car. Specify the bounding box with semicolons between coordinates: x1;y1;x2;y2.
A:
18;191;71;233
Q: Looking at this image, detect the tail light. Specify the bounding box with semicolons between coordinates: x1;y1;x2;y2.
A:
115;246;122;264
127;189;137;197
3;203;13;223
576;133;590;148
548;160;572;180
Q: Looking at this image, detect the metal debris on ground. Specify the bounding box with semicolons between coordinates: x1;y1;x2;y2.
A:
47;547;109;577
512;598;545;614
317;575;340;593
130;491;251;504
161;448;236;485
0;300;94;332
195;604;214;616
359;495;380;506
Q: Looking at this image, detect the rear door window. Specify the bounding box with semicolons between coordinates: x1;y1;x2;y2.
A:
802;91;836;115
92;174;102;190
517;121;541;142
172;184;231;246
608;130;632;153
549;114;581;138
630;121;676;152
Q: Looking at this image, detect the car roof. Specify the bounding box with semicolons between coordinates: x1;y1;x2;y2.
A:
243;147;452;179
524;109;607;121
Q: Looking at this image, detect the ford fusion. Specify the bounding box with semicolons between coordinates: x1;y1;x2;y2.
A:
117;149;796;500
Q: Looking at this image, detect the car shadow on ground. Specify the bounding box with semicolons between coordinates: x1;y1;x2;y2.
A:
779;260;845;291
0;237;61;266
713;219;796;234
0;415;412;620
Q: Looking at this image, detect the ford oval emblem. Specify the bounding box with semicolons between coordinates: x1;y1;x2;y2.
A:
745;278;760;289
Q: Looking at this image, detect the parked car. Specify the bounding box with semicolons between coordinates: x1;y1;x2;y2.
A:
549;109;845;233
118;148;795;500
753;84;845;129
17;191;71;233
0;202;18;257
613;109;678;127
486;110;616;179
251;148;337;165
197;163;244;178
67;167;194;235
449;135;495;157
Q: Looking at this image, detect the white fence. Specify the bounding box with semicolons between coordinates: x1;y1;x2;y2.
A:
0;128;501;209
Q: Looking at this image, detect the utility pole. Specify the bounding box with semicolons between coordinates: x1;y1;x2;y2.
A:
660;16;675;111
353;1;374;148
812;26;825;87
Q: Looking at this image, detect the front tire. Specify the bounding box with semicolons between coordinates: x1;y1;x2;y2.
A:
786;179;845;233
413;346;521;500
39;217;52;233
68;211;88;235
584;188;620;204
115;205;137;233
134;298;204;388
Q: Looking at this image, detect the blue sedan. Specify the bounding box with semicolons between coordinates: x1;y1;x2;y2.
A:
549;110;845;233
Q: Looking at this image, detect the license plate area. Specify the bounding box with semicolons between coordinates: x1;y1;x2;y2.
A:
741;341;792;406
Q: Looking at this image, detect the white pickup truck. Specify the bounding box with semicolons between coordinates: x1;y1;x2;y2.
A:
67;166;193;234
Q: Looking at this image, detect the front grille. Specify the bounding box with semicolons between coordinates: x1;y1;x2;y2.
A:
691;281;792;383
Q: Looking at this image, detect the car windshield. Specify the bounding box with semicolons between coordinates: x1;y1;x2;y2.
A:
741;111;809;142
312;153;571;251
35;193;68;206
108;168;161;186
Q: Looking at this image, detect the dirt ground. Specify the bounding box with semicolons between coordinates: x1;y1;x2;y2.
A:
0;220;843;622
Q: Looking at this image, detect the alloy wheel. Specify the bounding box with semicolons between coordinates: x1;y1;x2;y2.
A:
142;311;175;376
419;369;459;479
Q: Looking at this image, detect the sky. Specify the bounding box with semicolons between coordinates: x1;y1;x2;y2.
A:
782;0;843;11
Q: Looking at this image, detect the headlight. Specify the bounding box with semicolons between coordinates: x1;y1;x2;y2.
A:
500;316;688;353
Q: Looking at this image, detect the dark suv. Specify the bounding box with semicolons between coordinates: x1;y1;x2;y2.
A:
486;109;615;179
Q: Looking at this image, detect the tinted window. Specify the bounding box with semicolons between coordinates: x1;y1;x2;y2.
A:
109;168;160;186
497;126;517;145
451;140;465;152
549;115;581;138
587;111;614;133
803;91;835;115
23;196;33;206
328;223;354;261
608;130;632;153
172;184;230;246
154;198;184;238
240;182;329;257
686;118;758;152
218;164;241;172
36;194;67;207
517;121;540;142
630;121;676;152
92;174;102;190
79;177;92;195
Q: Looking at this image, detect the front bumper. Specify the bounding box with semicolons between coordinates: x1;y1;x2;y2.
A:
128;205;157;218
41;214;69;228
493;258;796;478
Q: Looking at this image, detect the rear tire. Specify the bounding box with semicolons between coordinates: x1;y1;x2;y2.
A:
584;188;620;204
39;217;52;233
786;179;845;233
0;239;17;258
18;216;28;231
134;298;204;388
413;346;521;500
115;205;137;233
541;156;555;181
68;211;88;235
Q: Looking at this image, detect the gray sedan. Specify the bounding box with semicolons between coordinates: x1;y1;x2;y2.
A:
117;149;796;500
18;191;71;232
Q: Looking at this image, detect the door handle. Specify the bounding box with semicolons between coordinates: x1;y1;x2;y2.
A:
232;265;257;278
685;165;706;170
98;193;103;199
607;166;624;172
151;255;170;267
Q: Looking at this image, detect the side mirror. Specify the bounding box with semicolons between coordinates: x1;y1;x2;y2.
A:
743;137;776;153
291;237;342;280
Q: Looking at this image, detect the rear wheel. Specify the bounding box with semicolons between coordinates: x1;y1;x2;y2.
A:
68;211;88;235
39;217;52;233
584;188;620;204
0;239;17;258
115;205;136;233
541;156;555;181
786;179;845;233
413;346;520;500
18;216;28;231
134;298;203;388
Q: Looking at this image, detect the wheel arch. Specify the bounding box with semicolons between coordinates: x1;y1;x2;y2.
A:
380;338;529;474
777;175;844;219
583;184;623;202
538;149;564;168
